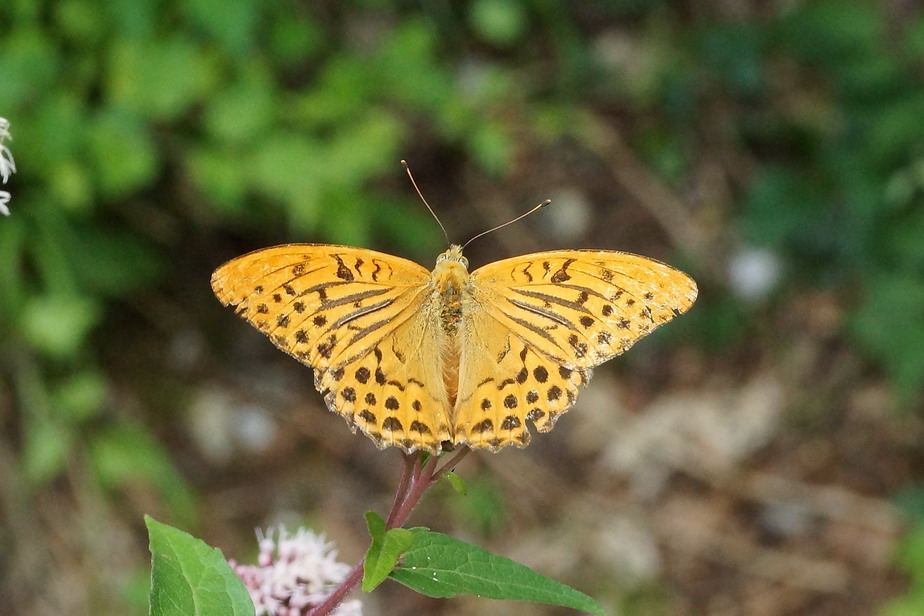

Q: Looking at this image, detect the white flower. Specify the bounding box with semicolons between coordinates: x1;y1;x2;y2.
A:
0;117;16;216
230;526;361;616
727;247;781;302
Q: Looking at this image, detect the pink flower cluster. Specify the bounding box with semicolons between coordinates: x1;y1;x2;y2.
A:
229;526;362;616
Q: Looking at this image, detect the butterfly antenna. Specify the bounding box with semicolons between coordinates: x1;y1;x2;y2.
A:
461;199;552;250
402;160;451;245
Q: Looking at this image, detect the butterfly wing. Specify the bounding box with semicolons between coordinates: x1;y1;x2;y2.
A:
454;250;697;451
211;244;452;452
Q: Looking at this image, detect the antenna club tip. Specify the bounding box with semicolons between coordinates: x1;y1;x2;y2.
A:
541;199;552;207
400;159;409;169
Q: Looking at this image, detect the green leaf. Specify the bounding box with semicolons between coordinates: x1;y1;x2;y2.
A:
182;0;259;56
362;512;415;592
146;517;254;616
20;293;101;360
849;274;924;401
53;0;107;47
204;64;277;144
293;56;372;127
469;0;528;47
468;120;513;176
0;28;59;109
0;217;27;318
391;528;604;615
49;159;95;214
188;146;249;213
374;21;451;111
64;225;165;297
108;36;218;120
30;96;86;170
695;23;766;97
50;368;108;422
895;524;924;577
248;132;322;227
444;471;468;496
269;14;323;66
87;109;159;198
881;523;924;616
23;419;73;484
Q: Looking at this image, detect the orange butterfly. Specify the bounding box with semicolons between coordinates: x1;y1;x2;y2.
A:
212;235;696;453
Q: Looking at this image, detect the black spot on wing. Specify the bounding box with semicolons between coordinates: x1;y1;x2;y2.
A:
410;420;430;433
333;255;354;281
501;415;521;430
550;258;575;283
471;419;493;433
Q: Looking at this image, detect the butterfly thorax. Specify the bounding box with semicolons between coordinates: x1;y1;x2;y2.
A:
432;245;470;336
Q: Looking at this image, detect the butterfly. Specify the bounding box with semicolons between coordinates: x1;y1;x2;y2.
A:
211;239;697;453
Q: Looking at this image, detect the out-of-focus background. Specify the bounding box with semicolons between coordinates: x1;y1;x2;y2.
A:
2;1;924;614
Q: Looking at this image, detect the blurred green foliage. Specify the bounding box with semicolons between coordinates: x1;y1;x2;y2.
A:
1;0;924;613
882;523;924;616
887;491;924;616
733;1;924;402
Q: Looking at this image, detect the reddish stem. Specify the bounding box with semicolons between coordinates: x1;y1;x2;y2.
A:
309;449;466;616
308;558;365;616
388;453;439;529
384;452;417;527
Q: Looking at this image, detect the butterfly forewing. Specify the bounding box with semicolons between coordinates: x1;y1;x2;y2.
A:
211;244;451;452
470;250;697;367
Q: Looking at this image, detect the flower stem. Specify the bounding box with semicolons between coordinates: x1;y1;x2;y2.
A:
388;452;438;529
308;448;467;616
308;558;365;616
384;452;417;527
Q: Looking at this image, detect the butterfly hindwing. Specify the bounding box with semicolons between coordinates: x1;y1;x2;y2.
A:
313;303;453;453
454;314;590;451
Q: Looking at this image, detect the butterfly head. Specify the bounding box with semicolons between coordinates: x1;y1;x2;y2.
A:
436;244;469;268
433;245;470;293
